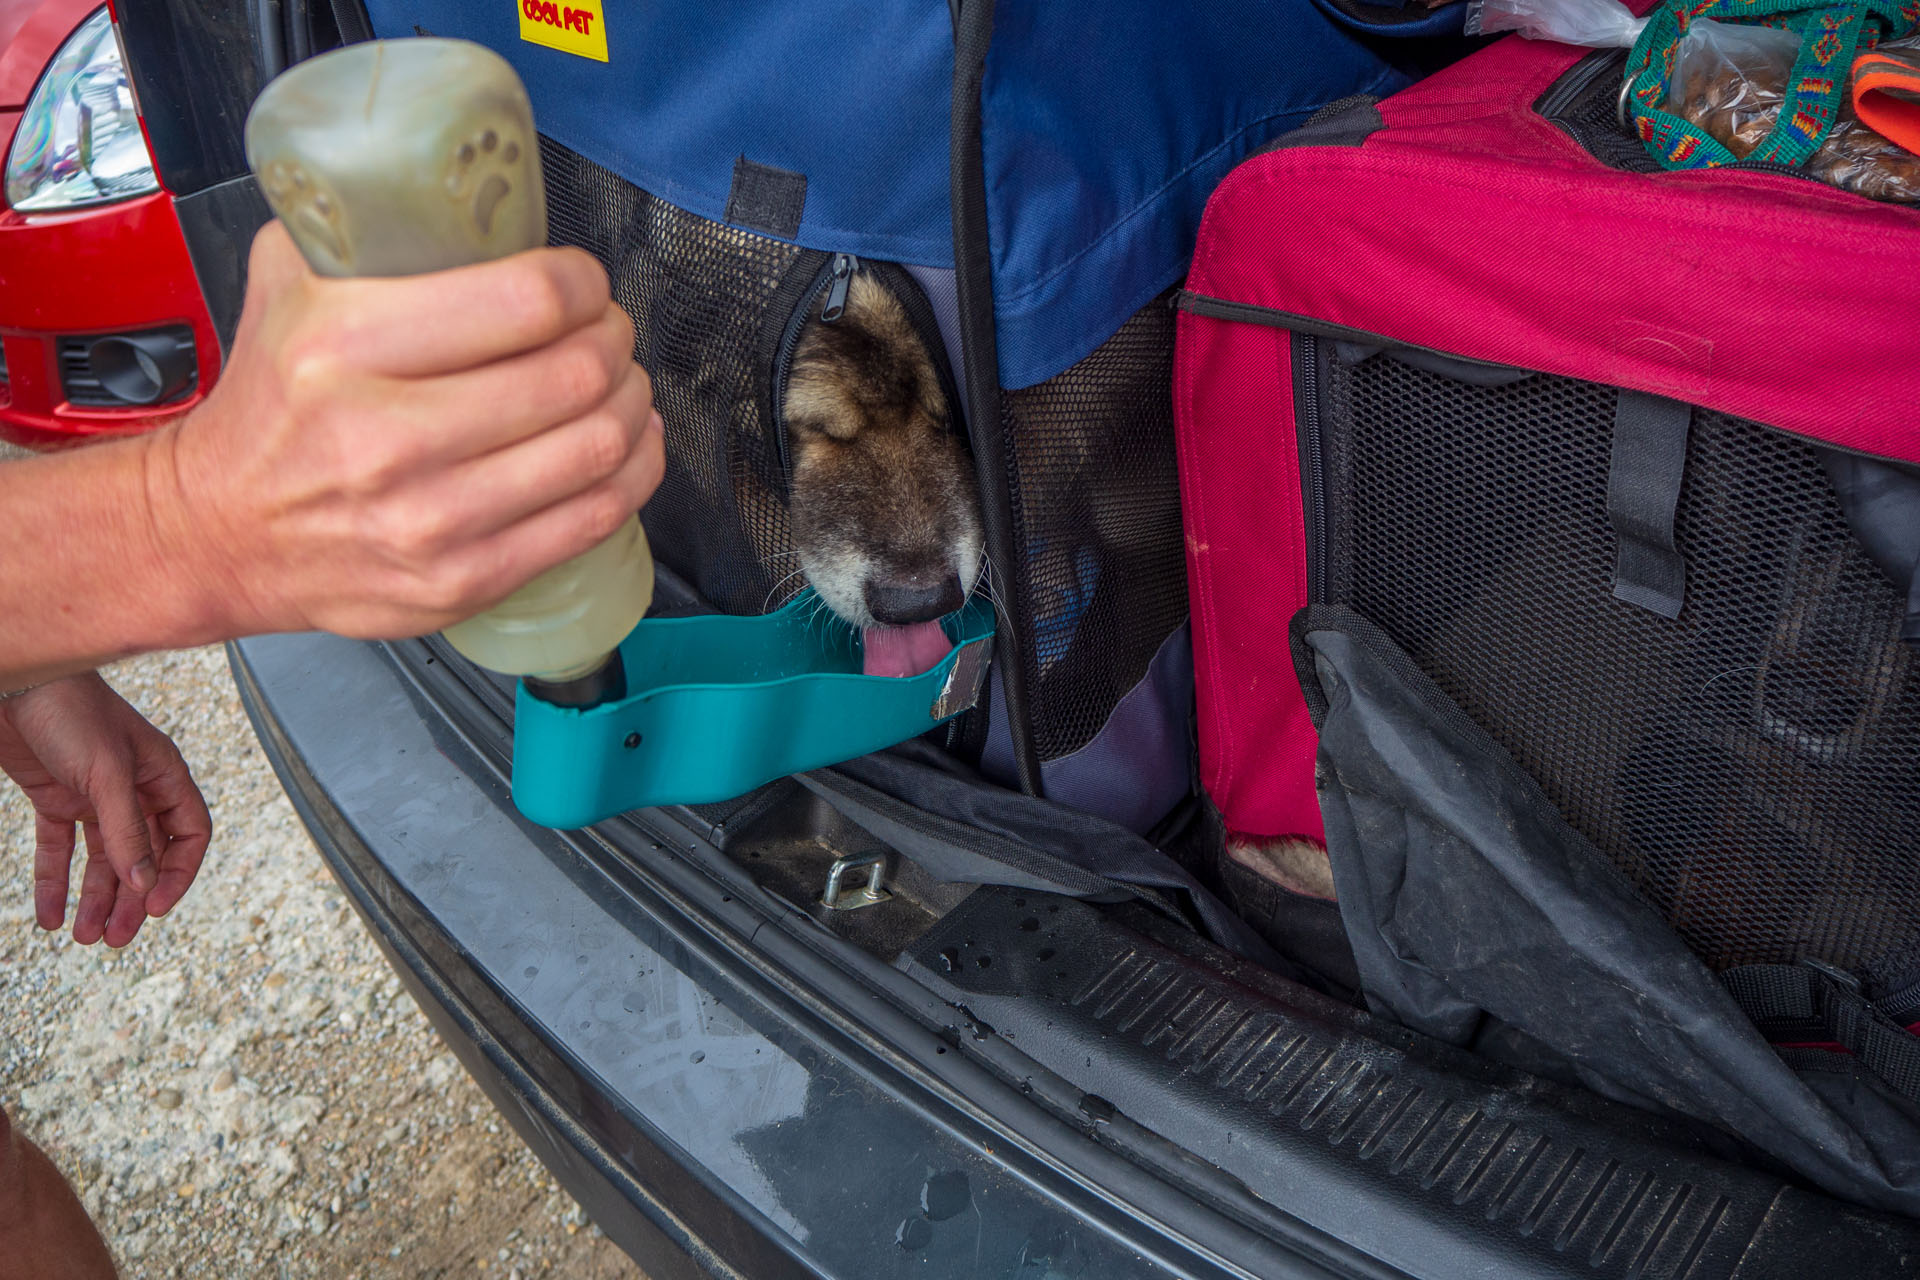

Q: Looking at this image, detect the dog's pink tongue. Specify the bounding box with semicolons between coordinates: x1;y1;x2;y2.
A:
862;621;953;679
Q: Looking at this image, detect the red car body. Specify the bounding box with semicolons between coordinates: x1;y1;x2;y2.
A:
0;0;217;449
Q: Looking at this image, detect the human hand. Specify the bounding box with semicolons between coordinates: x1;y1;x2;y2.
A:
144;220;665;641
0;673;212;947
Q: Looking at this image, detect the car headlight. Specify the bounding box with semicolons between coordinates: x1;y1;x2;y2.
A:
5;7;159;213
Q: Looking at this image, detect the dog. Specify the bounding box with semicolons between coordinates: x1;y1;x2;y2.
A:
780;266;984;677
550;164;983;675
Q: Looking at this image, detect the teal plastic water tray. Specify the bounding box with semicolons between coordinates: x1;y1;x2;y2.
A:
511;594;996;828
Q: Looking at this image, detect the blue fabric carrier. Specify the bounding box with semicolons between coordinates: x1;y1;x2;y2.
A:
363;0;1409;389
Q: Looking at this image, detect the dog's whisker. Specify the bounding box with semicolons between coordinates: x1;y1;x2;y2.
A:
761;565;811;613
974;559;1022;653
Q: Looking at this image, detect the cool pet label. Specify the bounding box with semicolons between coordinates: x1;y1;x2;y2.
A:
518;0;607;61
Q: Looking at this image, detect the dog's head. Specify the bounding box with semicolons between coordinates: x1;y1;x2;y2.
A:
784;271;983;665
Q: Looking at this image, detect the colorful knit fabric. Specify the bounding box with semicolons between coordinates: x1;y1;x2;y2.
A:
1625;0;1920;170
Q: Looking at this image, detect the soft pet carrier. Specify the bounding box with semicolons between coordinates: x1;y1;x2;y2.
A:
354;2;1426;944
1174;37;1920;1213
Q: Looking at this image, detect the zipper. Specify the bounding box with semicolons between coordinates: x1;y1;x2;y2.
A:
764;250;837;487
1179;288;1912;469
820;253;855;323
1533;47;1828;188
1176;290;1525;376
1290;332;1328;606
1531;48;1626;124
868;260;967;441
770;251;851;424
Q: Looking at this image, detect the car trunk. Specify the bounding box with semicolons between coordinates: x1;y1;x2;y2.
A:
127;0;1920;1271
239;616;1920;1278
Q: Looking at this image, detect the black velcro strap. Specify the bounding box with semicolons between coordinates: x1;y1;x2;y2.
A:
724;157;808;239
1723;962;1920;1106
1607;389;1692;619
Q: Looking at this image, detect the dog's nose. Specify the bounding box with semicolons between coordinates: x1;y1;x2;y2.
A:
865;575;965;626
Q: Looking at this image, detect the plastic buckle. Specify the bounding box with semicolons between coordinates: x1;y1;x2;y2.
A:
1800;957;1865;995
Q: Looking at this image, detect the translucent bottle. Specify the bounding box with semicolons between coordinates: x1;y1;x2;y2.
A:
245;38;652;705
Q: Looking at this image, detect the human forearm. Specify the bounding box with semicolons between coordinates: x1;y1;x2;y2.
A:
0;224;662;688
0;430;236;688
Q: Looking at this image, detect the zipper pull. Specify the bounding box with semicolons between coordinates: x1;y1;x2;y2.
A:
821;253;856;323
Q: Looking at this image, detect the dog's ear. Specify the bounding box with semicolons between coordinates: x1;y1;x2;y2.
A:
786;338;865;442
843;274;946;426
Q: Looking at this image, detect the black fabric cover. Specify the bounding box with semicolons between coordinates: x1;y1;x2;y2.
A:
1290;603;1920;1217
799;739;1282;968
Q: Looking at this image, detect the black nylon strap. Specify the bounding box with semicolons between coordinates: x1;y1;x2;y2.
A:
1723;963;1920;1106
1608;389;1693;619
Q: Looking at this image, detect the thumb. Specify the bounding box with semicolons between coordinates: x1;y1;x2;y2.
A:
225;220;313;356
84;764;158;896
245;219;312;296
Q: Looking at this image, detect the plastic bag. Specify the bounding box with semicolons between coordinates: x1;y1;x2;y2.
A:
1463;0;1645;46
1666;19;1920;203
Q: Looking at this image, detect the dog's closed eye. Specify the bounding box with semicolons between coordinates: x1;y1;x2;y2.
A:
780;267;984;673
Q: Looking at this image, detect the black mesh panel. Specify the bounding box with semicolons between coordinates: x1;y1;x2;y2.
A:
1002;298;1188;760
542;134;1181;764
1325;347;1920;973
541;138;802;615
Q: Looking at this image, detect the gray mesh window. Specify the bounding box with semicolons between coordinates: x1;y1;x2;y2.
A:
1002;300;1188;760
542;138;802;617
1322;346;1920;974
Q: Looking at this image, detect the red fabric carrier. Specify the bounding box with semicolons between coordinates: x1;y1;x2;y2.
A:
1175;36;1920;849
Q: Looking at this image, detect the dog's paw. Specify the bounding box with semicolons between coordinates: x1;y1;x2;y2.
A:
1226;835;1336;901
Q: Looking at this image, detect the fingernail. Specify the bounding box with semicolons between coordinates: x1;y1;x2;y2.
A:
132;858;156;891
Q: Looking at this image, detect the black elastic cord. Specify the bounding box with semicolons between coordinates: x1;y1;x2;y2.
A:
253;0;287;81
949;0;1043;796
329;0;375;44
285;0;313;64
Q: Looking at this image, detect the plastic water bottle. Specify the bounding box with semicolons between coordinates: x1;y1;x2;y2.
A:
245;38;652;706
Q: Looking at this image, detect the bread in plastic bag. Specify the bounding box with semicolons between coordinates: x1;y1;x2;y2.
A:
1464;0;1645;46
1667;19;1920;203
1467;0;1920;201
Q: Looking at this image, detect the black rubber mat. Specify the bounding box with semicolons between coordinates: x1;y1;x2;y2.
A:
901;887;1920;1280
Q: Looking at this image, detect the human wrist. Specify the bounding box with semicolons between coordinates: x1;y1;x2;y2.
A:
132;423;270;648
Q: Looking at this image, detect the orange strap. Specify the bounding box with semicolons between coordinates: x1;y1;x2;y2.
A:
1853;47;1920;153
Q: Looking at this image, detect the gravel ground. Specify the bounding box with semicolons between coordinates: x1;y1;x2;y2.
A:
0;640;646;1279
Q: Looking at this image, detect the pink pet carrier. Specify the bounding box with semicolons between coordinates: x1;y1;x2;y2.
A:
1174;36;1920;1215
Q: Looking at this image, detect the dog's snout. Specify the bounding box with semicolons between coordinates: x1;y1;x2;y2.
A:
865;575;965;626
